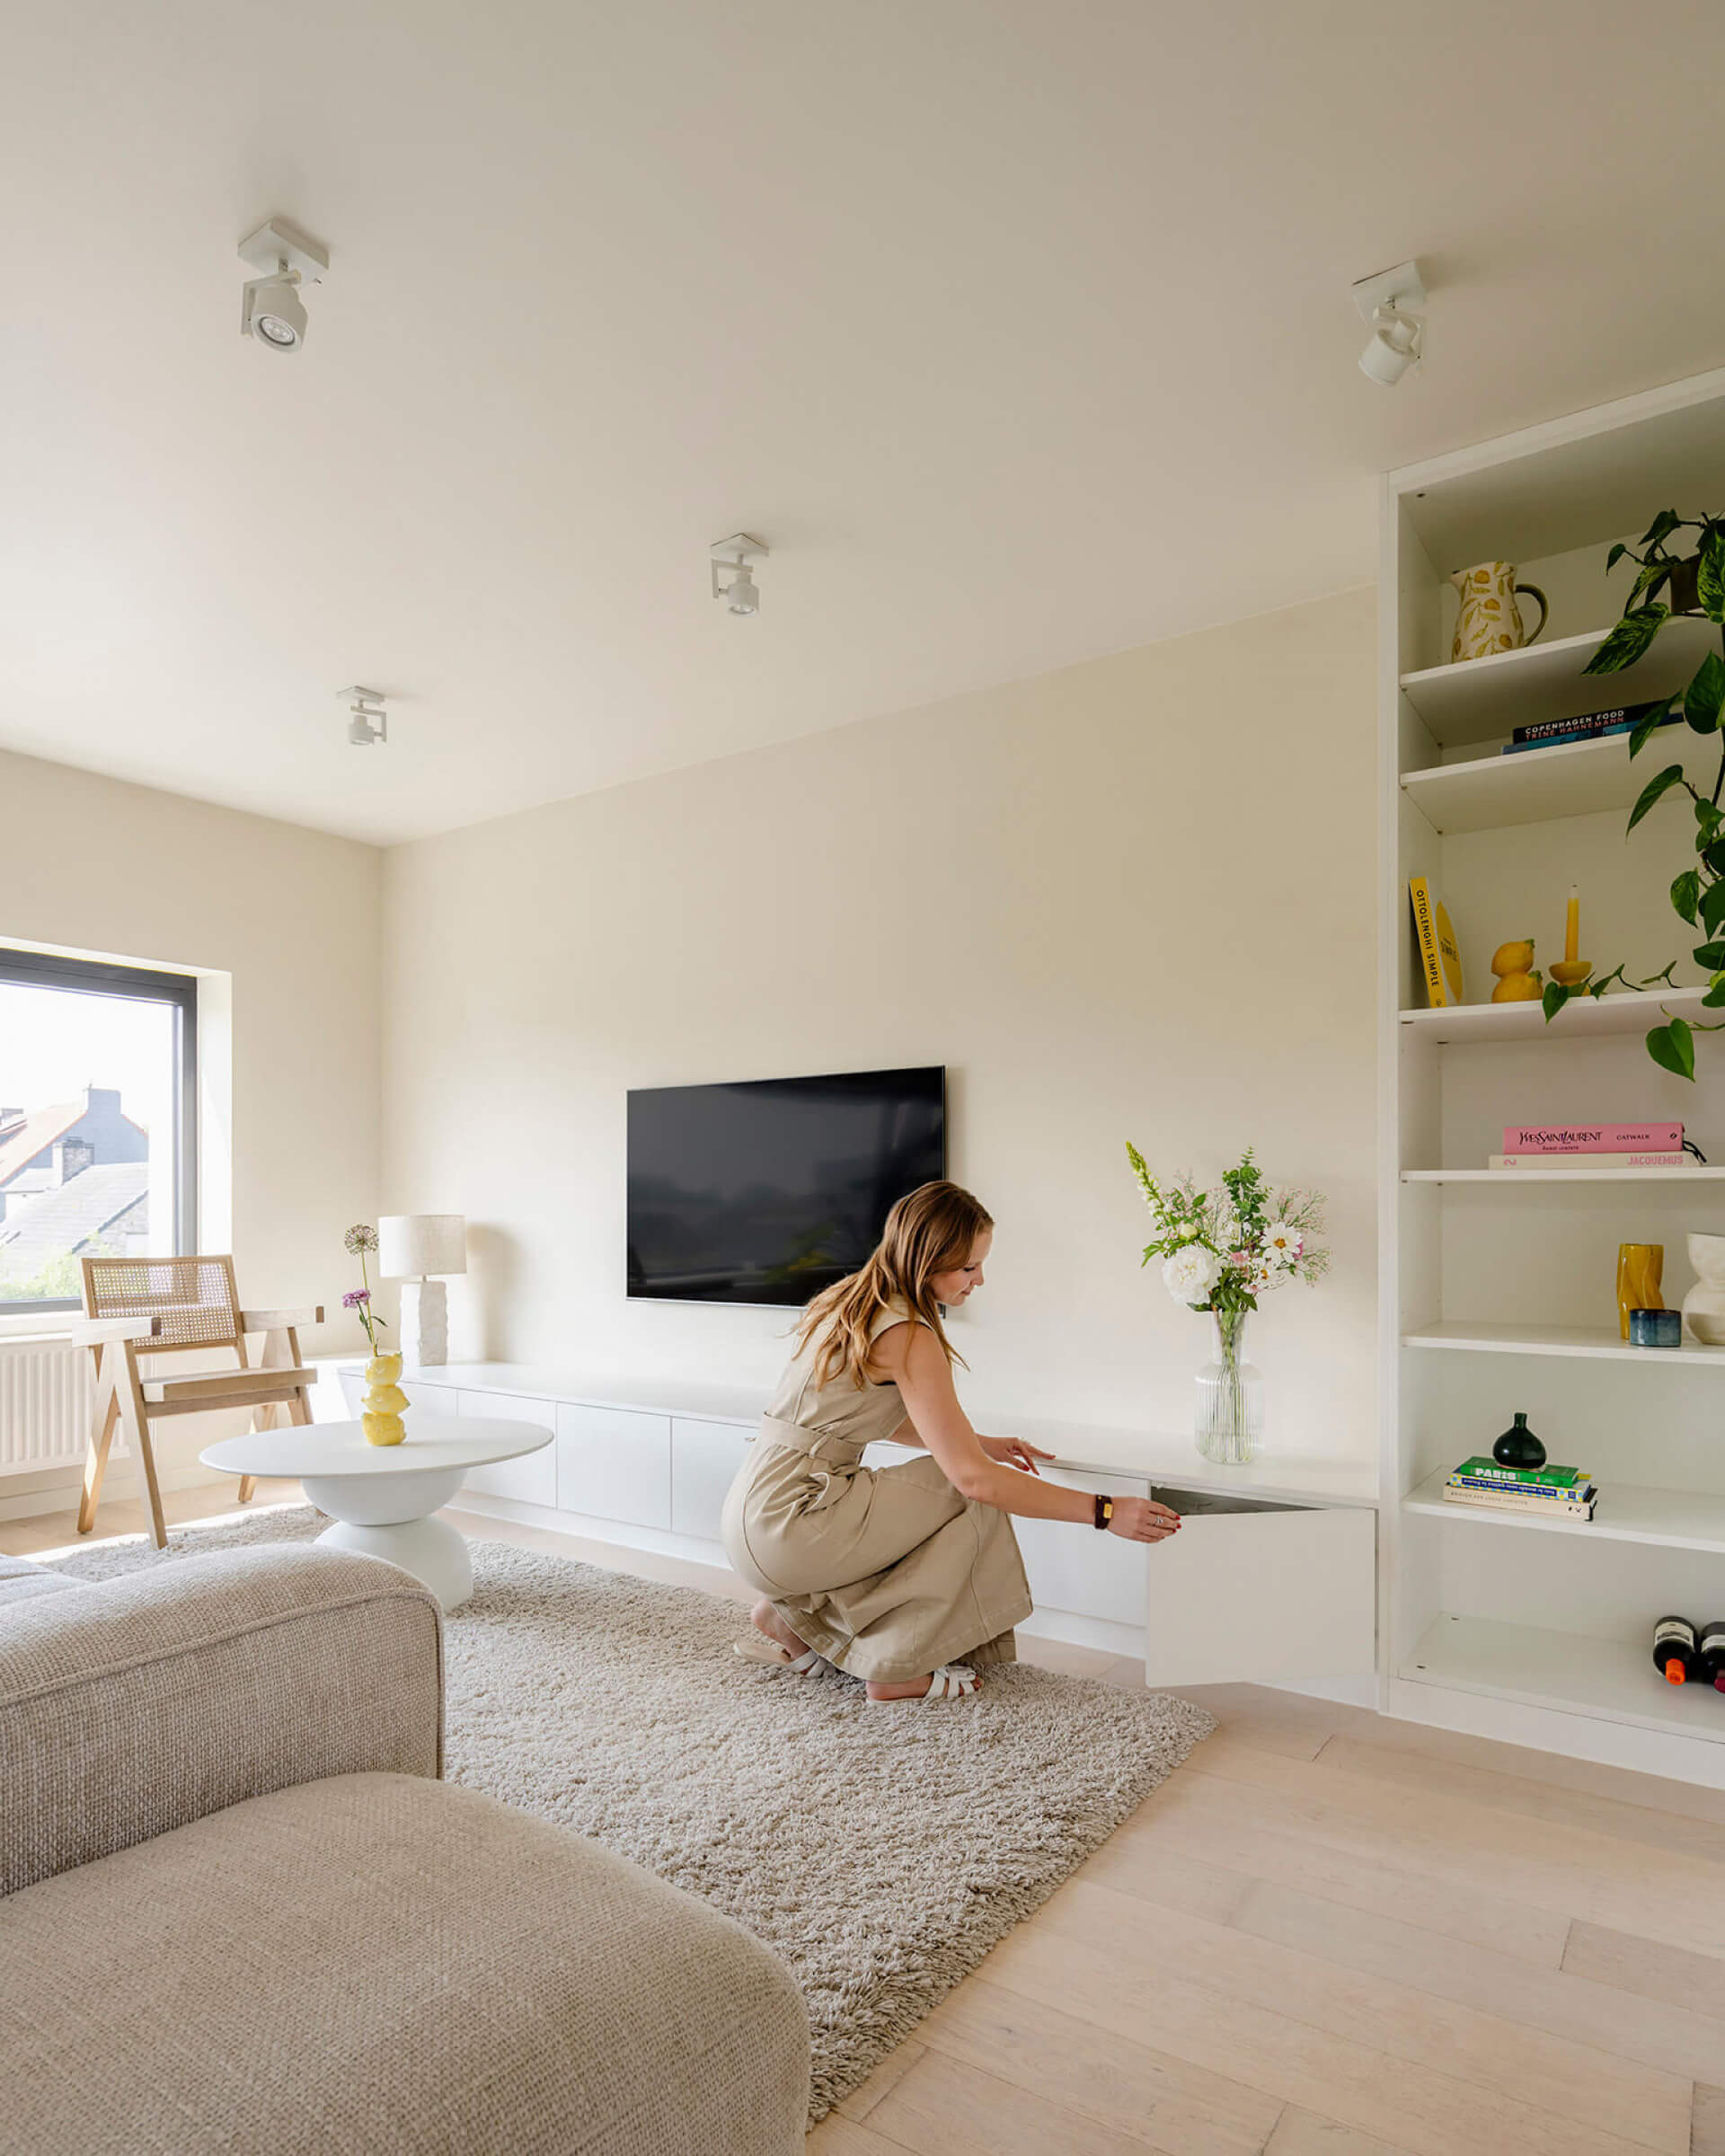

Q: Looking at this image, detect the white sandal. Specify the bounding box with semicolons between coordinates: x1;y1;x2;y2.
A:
733;1638;840;1677
869;1663;979;1702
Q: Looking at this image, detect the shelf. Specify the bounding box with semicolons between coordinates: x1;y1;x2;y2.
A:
1401;1613;1725;1747
1399;985;1709;1045
1402;1167;1725;1183
1401;728;1719;835
1404;1467;1725;1554
1398;617;1718;748
1403;1321;1725;1365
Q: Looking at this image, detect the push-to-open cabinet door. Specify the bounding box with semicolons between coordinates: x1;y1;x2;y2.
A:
1141;1496;1376;1687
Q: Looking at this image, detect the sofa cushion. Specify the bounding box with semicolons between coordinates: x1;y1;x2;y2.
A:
0;1555;84;1608
0;1770;809;2156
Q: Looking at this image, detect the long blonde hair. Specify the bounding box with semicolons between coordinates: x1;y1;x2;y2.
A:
795;1180;994;1391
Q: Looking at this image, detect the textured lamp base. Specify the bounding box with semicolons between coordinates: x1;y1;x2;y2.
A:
400;1277;449;1365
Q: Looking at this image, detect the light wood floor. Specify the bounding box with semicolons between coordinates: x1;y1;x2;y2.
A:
12;1483;1725;2156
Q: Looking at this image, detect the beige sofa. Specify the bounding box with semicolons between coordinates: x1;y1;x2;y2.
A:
0;1544;809;2156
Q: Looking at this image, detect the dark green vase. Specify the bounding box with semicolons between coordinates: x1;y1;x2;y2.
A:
1492;1411;1546;1470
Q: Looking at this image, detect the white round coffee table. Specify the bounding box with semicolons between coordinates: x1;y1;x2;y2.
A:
199;1414;553;1610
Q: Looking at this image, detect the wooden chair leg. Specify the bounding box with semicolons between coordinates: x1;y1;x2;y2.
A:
77;1358;121;1536
116;1373;167;1551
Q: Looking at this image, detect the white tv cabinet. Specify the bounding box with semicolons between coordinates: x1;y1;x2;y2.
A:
335;1359;1376;1689
1382;364;1725;1789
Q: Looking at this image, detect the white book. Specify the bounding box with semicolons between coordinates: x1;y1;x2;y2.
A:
1487;1152;1687;1171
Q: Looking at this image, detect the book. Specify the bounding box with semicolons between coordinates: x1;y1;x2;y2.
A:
1488;1152;1687;1170
1509;700;1677;747
1409;878;1463;1008
1451;1456;1594;1490
1443;1486;1595;1520
1448;1471;1597;1502
1502;1123;1682;1153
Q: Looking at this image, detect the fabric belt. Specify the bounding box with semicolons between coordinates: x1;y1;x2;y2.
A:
754;1413;865;1468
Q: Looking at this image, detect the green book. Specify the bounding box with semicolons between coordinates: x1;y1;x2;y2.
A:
1452;1456;1593;1490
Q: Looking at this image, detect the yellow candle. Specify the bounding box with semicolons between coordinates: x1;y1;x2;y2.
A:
1565;887;1579;965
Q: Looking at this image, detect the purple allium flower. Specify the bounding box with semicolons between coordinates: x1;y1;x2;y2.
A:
341;1287;371;1309
344;1224;379;1256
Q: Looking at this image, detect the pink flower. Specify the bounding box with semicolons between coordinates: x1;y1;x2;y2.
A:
342;1288;370;1309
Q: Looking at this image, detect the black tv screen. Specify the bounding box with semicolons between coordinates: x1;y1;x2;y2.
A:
626;1066;945;1305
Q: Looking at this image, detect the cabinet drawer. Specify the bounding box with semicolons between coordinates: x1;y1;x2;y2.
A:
454;1390;557;1506
670;1419;751;1541
557;1403;672;1529
1142;1502;1376;1686
1014;1468;1150;1627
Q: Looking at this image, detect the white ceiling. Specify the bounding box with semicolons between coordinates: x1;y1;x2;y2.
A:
6;3;1725;845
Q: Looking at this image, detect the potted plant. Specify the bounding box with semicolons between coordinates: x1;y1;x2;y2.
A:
1542;510;1725;1078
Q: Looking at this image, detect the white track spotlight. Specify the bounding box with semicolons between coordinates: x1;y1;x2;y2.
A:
1351;260;1426;387
238;216;329;354
342;685;388;747
710;534;769;615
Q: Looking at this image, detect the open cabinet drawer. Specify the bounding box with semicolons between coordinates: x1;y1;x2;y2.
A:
1142;1494;1376;1686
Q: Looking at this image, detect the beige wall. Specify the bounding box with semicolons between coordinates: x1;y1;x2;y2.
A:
0;748;381;1473
384;586;1377;1460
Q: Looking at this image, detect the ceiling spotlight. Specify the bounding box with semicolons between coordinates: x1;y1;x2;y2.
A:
342;685;388;747
238;216;329;355
710;534;768;616
1351;259;1426;387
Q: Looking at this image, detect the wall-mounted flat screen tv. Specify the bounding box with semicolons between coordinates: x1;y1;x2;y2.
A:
626;1065;945;1305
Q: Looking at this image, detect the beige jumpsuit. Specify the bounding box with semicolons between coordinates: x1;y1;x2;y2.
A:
721;1299;1033;1681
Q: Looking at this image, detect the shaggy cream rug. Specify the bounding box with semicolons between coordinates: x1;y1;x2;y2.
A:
50;1504;1214;2119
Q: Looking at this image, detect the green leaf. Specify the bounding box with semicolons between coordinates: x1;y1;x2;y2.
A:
1699;876;1725;934
1694;941;1725;970
1628;763;1686;831
1685;650;1725;732
1541;981;1571;1022
1701;529;1725;624
1586;606;1668;676
1648;1018;1696;1081
1630;701;1675;755
1607;541;1629;572
1630;559;1673;610
1673;868;1703;926
1699;800;1723;842
1703;978;1725;1009
1640;509;1683;552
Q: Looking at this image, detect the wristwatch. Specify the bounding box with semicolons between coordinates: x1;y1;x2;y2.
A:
1092;1494;1114;1530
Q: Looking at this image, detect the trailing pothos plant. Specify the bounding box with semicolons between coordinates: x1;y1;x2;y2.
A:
1540;510;1725;1080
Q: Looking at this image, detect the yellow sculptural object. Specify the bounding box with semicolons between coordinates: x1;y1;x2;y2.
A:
363;1351;408;1445
1490;938;1543;1003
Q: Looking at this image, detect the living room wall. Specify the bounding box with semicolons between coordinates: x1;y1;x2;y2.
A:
383;586;1376;1459
0;748;381;1483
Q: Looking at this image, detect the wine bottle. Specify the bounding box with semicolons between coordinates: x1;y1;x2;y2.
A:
1653;1614;1701;1685
1697;1618;1725;1693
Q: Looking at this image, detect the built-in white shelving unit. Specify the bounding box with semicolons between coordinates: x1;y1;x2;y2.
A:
1381;367;1725;1788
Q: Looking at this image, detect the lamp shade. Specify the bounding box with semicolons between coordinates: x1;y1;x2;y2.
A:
378;1214;467;1279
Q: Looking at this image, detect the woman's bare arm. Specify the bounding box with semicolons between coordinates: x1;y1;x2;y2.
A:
873;1324;1179;1541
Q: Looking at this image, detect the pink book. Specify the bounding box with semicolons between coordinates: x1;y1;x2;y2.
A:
1501;1122;1682;1153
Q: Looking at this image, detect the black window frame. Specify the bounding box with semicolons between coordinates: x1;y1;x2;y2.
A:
0;948;198;1315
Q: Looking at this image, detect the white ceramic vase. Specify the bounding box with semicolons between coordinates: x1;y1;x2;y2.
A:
1681;1233;1725;1346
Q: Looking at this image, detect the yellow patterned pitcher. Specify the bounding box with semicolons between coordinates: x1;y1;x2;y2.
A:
1449;561;1548;663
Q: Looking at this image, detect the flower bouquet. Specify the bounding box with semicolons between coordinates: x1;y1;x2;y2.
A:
1126;1144;1329;1463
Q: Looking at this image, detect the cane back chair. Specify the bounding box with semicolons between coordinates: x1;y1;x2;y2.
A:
74;1256;322;1549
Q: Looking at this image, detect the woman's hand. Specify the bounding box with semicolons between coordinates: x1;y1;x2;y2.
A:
979;1435;1055;1476
1106;1496;1182;1543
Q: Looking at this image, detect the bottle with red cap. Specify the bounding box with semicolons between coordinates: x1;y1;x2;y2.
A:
1697;1619;1725;1692
1652;1615;1701;1685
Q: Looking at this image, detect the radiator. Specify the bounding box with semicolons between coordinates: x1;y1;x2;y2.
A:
0;1339;95;1470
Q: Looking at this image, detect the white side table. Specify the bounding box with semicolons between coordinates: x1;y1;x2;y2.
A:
199;1414;553;1610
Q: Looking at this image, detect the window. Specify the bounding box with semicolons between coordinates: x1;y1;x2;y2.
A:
0;950;196;1313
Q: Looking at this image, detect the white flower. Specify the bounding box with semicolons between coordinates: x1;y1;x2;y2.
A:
1163;1244;1222;1305
1263;1221;1304;1267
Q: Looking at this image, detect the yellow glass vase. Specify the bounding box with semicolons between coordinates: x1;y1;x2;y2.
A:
362;1351;408;1445
1615;1242;1664;1341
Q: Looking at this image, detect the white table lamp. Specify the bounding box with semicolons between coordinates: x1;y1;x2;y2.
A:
378;1214;466;1367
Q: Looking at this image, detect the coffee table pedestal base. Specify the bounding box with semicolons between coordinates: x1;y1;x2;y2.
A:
313;1512;474;1610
